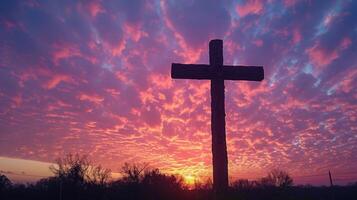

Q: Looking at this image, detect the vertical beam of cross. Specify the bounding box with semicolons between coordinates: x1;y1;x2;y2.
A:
209;40;228;192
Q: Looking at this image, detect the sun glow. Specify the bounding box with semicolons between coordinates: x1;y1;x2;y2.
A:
183;175;196;187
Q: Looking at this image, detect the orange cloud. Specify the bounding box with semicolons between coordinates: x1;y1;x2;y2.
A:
149;74;173;89
139;88;156;104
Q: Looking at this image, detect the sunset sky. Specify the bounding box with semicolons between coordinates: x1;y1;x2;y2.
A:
0;0;357;185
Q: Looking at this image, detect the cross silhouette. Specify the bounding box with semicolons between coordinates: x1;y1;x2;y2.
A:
171;39;264;193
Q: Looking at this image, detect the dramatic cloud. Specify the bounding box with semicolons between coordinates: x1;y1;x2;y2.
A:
0;0;356;185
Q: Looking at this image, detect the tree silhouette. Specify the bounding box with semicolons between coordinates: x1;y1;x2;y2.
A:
48;154;111;200
142;168;184;190
260;169;293;188
0;173;12;192
194;178;213;190
120;162;148;184
50;153;111;185
232;179;255;190
108;163;186;200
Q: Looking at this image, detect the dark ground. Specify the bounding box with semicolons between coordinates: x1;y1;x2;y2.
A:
1;181;356;200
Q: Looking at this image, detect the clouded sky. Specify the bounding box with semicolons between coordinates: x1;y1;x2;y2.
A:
0;0;356;185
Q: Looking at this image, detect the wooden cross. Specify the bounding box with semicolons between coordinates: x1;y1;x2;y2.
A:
171;39;264;193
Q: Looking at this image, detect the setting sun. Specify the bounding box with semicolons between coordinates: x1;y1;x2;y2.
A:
183;175;196;188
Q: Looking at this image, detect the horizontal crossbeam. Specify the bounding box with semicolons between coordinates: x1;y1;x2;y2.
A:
171;63;264;81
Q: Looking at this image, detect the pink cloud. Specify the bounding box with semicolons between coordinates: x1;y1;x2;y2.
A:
283;0;298;7
78;93;104;104
340;37;352;49
1;20;16;30
236;0;264;17
111;40;126;57
11;94;22;108
86;1;104;17
232;81;271;105
139;88;156;104
105;88;120;97
292;28;302;44
306;44;338;67
253;39;263;47
52;44;81;65
47;100;72;111
43;74;73;89
149;74;173;89
306;37;352;69
123;23;148;42
274;28;289;38
53;43;97;65
336;67;357;93
115;71;130;82
141;106;162;127
15;71;38;87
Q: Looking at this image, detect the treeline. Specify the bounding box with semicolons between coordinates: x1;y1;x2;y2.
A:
0;154;356;200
